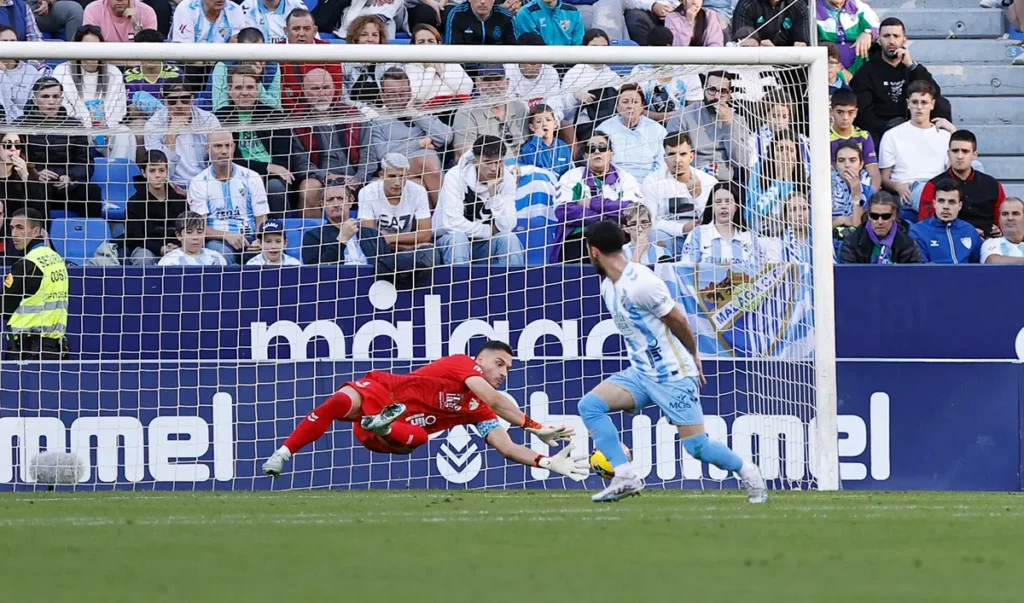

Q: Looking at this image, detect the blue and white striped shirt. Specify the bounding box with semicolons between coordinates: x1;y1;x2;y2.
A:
681;224;762;265
187;164;271;235
623;242;670;265
980;237;1024;263
171;0;245;43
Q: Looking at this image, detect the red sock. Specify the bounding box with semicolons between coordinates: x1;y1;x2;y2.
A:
283;391;355;454
382;422;429;450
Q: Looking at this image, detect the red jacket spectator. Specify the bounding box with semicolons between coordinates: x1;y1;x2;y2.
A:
918;168;1005;235
276;39;344;111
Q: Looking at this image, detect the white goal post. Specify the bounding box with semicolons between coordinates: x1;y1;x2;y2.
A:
0;41;838;491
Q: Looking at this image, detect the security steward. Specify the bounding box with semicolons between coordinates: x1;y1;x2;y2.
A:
2;208;70;361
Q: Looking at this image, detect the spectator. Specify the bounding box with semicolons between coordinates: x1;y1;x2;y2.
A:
0;133;34;218
831;139;872;228
850;17;950;145
279;9;344;112
170;0;245;43
762;190;811;263
157;210;229;266
519;103;573;177
27;0;83;41
745;130;803;234
622;203;670;263
624;0;678;46
17;77;102;218
748;91;809;173
0;0;44;41
668;70;751;183
84;0;158;42
301;183;369;265
0;26;43;124
641;131;718;256
366;68;452;205
290;69;359;215
442;0;515;47
596;83;667;182
246;219;301;265
337;0;407;39
51;25;133;160
144;80;221;188
629;27;704;125
878;79;955;222
214;65;291;215
981;198;1024;264
357;153;434;274
340;15;397;107
552;132;639;262
559;29;621;131
815;0;877;76
829;87;879;190
124;29;181;118
0;200;13;266
838;191;920;263
826;44;850;93
505;35;563;115
434;135;525;267
211;27;282;111
665;0;725;46
681;183;761;264
732;0;809;47
241;0;309;43
513;0;585;45
452;64;528;159
186;130;270;264
408;0;445;30
405;24;473;109
909;179;981;264
918;129;1005;238
125;149;188;265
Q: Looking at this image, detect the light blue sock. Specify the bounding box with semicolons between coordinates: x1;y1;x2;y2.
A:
682;433;743;473
578;392;630;467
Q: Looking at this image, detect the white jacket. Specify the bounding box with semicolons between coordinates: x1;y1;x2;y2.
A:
433;151;518;239
405;63;474;105
640;164;719;237
51;62;127;129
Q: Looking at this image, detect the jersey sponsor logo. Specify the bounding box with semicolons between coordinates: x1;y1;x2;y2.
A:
436;425;482;484
438;393;462;412
406;412;437;427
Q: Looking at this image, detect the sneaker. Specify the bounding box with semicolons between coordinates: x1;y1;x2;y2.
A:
262;447;291;478
591;475;644;503
360;403;407;435
738;463;769;504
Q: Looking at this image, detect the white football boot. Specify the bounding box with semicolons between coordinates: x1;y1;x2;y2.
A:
738;463;769;504
591;474;645;503
262;446;292;478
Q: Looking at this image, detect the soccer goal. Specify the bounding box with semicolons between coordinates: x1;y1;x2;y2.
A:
0;40;837;492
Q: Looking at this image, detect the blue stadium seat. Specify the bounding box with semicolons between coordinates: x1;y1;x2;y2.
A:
50;218;110;266
609;38;639;77
391;38;410;45
93;158;141;222
515;216;555;267
49;210;83;221
281;218;325;262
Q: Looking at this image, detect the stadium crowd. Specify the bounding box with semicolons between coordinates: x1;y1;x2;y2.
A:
0;0;1021;273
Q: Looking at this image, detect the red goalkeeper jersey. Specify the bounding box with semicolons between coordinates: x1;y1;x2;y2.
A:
348;355;501;437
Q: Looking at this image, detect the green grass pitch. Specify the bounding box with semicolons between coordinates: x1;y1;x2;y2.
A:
2;490;1023;602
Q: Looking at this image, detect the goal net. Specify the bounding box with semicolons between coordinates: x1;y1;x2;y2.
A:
0;41;837;492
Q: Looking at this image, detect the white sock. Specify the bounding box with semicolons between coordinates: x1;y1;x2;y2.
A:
277;446;292;460
613;463;636;479
738;462;758;478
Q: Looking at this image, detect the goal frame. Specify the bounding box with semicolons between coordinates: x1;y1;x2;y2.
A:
0;41;840;491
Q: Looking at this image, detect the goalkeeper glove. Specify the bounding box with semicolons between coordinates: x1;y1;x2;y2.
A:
522;416;575;446
535;444;589;482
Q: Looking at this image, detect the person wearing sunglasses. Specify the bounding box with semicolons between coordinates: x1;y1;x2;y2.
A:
0;133;34;221
552;132;640;263
667;70;751;184
838;190;921;264
144;80;222;189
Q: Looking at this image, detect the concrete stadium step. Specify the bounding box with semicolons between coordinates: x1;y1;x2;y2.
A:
874;8;1004;38
968;126;1024;155
911;39;1023;64
869;0;998;8
1004;183;1024;198
976;156;1024;182
951;96;1024;124
931;65;1024;95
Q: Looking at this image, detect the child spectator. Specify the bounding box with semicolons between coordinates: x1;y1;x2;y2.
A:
829;87;879;190
519;104;574;177
826;44;851;93
124;30;182;130
831;140;872;228
622;203;670;264
246;219;301;265
158;211;229;266
126;150;188;265
748;91;810;174
815;0;878;76
909;179;981;264
745;131;803;234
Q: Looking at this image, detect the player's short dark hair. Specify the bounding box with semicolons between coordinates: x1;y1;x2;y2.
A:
830;88;857;109
237;27;266;44
933;178;962;200
473;134;505;161
879;17;905;33
11;207;45;229
133;28;164;43
476;340;513;357
584;220;626;254
906;79;936;99
950;129;977;152
286;8;313;26
663;131;693;150
175;211;206;234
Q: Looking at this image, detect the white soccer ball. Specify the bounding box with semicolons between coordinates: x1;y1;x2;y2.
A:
29;451;85;485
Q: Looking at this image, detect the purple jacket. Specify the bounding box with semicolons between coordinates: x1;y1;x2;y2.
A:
550;166;635;262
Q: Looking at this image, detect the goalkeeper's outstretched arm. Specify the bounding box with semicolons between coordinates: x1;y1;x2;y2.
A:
484;428;589;482
466;376;575;444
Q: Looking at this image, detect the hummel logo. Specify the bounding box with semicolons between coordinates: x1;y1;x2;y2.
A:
308;412;319;422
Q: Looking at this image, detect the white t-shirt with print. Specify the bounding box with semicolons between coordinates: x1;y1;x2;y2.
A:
357;179;431;235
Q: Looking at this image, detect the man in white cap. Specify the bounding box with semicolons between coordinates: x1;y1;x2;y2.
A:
357;153;434;275
246;219;302;265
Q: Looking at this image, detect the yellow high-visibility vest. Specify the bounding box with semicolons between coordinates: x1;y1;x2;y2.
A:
8;245;69;339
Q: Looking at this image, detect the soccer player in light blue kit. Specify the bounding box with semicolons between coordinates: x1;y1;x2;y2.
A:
581;220;769;503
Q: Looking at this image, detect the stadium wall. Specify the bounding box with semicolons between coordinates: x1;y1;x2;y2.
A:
1;266;1022;491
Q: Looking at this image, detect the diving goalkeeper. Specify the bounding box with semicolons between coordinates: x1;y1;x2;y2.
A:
262;340;588;481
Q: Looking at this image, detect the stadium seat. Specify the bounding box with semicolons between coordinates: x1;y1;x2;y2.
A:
609;39;639;77
49;210;83;221
514;216;555;267
93;158;141;223
49;218;111;266
281;218;325;262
